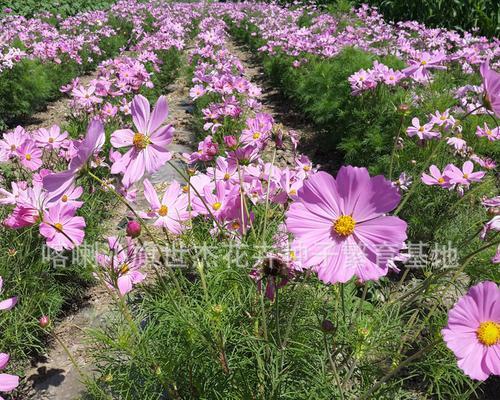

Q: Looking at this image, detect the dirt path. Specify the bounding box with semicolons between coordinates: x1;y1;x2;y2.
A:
23;66;196;400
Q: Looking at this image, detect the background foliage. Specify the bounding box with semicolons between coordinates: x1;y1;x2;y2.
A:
0;0;115;18
275;0;499;37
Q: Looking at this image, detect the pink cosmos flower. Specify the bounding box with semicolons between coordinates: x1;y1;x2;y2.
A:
0;126;28;159
286;167;407;283
480;216;500;240
40;203;86;251
206;157;238;185
444;161;485;186
16;140;43;171
241;113;274;147
403;51;447;81
406;117;440;140
421;165;451;188
430;110;452;127
441;281;500;381
96;237;146;296
475;123;499;141
192;180;239;221
0;277;17;311
446;136;467;151
33;125;68;149
71;85;102;109
480;59;500;117
141;179;190;234
183;136;219;164
43;119;105;201
0;352;19;398
189;84;206;100
110;95;174;186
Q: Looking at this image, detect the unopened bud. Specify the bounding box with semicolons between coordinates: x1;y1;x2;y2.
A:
39;315;50;328
126;220;141;238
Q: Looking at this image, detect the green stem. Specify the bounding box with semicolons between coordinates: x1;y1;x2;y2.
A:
394;140;444;216
87;170;184;297
388;115;405;181
357;340;438;400
323;333;345;400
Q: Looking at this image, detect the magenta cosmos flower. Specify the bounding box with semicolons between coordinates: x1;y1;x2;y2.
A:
442;281;500;381
111;95;174;186
285;167;407;283
480;59;500;117
40;203;86;251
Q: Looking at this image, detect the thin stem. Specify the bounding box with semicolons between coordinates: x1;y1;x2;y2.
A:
274;286;282;348
394;140;444;216
51;331;89;382
87;170;184;296
357;340;439;400
260;147;277;242
323;333;345;400
167;161;224;232
389;115;405;181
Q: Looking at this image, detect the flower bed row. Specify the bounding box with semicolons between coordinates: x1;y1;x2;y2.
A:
0;0;194;394
0;2;136;130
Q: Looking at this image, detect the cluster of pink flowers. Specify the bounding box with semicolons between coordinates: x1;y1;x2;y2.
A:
349;61;405;95
0;6;128;73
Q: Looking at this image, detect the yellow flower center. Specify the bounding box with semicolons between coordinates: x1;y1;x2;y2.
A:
252;132;261;140
438;177;445;184
486;129;492;135
333;215;356;236
54;223;63;232
463;173;469;179
25;154;32;161
476;321;500;346
158;205;168;216
133;133;150;150
182;185;189;193
223;173;230;181
120;263;130;275
440;115;446;120
289;189;297;196
61;195;68;202
418;126;424;132
303;165;311;172
48;137;54;143
421;60;427;65
212;202;222;211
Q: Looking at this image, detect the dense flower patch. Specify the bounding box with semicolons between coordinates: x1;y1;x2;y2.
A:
0;1;498;399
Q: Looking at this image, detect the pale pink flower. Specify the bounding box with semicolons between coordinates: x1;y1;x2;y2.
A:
110;95;174;186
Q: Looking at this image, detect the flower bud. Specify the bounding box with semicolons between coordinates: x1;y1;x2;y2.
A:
39;315;50;328
223;135;237;149
126;220;141;238
321;319;336;334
